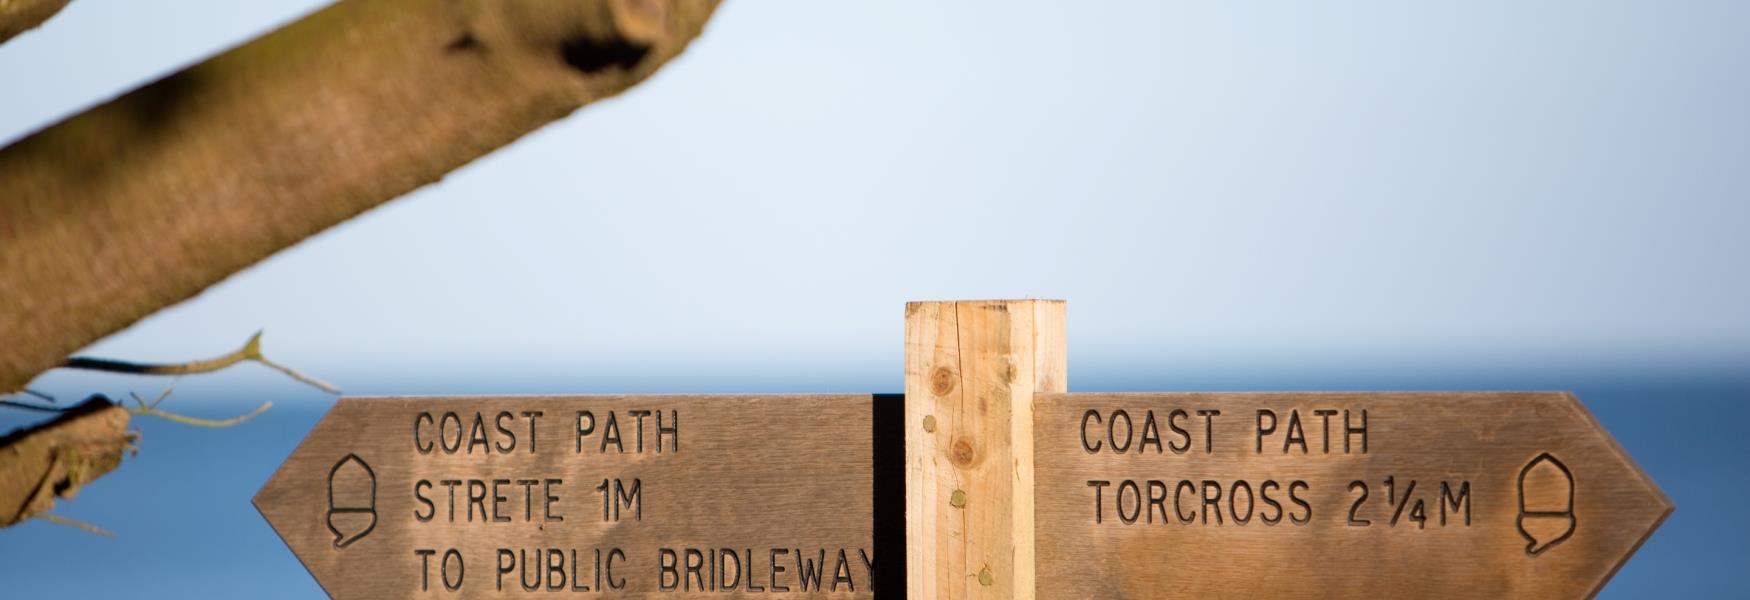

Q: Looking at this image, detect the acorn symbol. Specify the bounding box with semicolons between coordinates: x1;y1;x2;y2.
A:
326;453;376;549
1517;452;1576;556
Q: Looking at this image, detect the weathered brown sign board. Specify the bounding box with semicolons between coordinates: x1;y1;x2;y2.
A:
256;395;904;599
1033;392;1672;599
257;300;1672;599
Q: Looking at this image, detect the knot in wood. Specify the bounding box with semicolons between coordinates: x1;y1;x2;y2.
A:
950;437;977;467
929;367;956;396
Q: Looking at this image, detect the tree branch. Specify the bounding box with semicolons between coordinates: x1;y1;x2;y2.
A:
0;0;723;393
63;331;341;394
0;398;66;413
128;388;273;428
1;336;332;532
33;512;113;537
0;396;134;528
0;0;70;45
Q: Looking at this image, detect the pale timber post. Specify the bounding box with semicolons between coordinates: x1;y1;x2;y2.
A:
905;299;1067;599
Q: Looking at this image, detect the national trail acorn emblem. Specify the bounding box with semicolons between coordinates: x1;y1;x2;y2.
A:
326;453;377;549
1519;452;1577;556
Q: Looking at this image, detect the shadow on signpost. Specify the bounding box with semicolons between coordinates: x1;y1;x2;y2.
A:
871;394;908;596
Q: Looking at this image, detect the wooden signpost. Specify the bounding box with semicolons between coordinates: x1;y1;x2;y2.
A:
904;300;1064;600
1032;392;1671;599
255;395;903;598
258;300;1669;599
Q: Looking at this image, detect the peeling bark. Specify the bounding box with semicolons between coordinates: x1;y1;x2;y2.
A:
0;396;133;527
0;0;722;393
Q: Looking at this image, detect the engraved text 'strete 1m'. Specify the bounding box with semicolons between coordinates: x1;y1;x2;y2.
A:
256;396;899;599
256;300;1670;599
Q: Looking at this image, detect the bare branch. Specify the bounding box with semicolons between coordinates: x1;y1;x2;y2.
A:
3;380;274;534
0;0;71;45
0;399;67;413
134;400;272;429
0;0;722;394
33;513;114;538
63;334;258;376
0;396;133;528
254;357;341;395
63;331;340;394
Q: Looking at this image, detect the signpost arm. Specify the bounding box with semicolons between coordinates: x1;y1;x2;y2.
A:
905;299;1066;600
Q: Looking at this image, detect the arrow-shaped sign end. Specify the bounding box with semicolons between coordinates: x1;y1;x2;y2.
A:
1559;392;1674;599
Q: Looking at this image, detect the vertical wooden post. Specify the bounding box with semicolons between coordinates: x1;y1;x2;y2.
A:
905;299;1066;600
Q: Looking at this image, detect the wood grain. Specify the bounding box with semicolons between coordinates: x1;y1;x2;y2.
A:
905;300;1066;600
256;395;901;599
1033;392;1671;599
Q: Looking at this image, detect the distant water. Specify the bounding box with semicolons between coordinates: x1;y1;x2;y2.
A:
1;369;1743;598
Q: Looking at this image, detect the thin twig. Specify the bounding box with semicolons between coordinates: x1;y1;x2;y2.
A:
128;387;174;411
126;385;271;428
254;357;340;395
0;399;67;413
134;401;272;428
63;339;251;375
62;331;339;394
34;514;115;537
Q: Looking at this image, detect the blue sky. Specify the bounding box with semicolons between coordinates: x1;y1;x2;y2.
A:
3;0;1747;394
